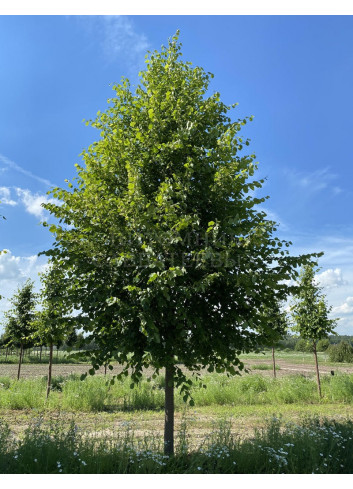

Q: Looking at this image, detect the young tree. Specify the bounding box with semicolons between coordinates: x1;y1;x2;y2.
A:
0;332;10;360
261;303;288;378
291;263;338;397
4;280;37;379
42;32;316;455
34;263;72;398
65;328;78;350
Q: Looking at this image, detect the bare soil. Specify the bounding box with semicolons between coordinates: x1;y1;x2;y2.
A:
1;357;353;379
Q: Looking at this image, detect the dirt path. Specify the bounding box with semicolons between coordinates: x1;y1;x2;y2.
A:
1;358;353;379
248;358;353;377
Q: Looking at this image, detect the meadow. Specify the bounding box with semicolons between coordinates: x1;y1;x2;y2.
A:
1;351;353;473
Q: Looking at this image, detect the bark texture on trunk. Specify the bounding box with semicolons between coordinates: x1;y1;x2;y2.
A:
46;343;53;399
164;365;175;456
272;346;276;379
313;341;322;398
17;344;23;380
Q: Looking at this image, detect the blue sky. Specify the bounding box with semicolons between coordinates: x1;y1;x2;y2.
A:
0;15;353;333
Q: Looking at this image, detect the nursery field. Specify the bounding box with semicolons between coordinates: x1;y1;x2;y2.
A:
1;350;353;379
1;352;353;473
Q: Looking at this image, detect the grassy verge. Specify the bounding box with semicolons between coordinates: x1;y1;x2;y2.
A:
241;351;352;367
1;372;353;412
0;415;352;473
0;353;87;364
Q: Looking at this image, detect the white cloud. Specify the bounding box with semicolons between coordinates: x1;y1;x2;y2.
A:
0;153;53;187
0;187;17;206
0;250;23;280
15;188;58;220
333;297;353;315
315;268;347;289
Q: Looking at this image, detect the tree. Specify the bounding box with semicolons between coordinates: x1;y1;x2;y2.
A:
0;332;11;360
328;341;353;363
34;263;72;398
42;32;316;455
294;338;312;353
316;338;330;352
260;303;288;378
291;263;338;397
65;328;78;350
4;280;37;379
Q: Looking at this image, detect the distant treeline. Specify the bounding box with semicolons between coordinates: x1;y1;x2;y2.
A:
277;335;353;351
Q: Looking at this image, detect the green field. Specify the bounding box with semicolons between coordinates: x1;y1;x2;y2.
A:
1;352;353;473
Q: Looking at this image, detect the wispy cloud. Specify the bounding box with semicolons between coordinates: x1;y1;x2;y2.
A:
285;167;342;195
0;187;17;206
0;153;53;187
101;16;149;61
78;16;150;74
15;188;59;220
261;206;288;230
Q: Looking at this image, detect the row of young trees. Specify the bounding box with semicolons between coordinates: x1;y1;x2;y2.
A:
0;33;340;454
0;264;77;397
0;260;338;400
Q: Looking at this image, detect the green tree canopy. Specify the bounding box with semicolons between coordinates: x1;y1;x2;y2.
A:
33;263;72;347
291;262;338;397
291;263;338;342
259;302;288;348
4;280;37;348
42;32;317;453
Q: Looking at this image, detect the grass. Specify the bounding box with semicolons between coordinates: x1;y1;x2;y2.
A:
251;364;280;371
1;372;353;412
242;350;353;368
0;351;87;364
0;414;352;473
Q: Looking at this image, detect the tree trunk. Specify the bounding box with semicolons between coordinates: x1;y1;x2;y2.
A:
313;341;322;398
164;365;175;456
272;346;276;379
104;364;107;376
17;344;23;380
40;345;42;362
5;347;8;362
46;343;53;399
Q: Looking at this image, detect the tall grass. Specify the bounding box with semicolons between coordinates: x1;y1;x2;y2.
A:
0;415;352;473
1;373;353;412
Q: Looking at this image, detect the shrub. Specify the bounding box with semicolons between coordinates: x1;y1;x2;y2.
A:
294;339;312;353
317;339;330;352
328;341;353;363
